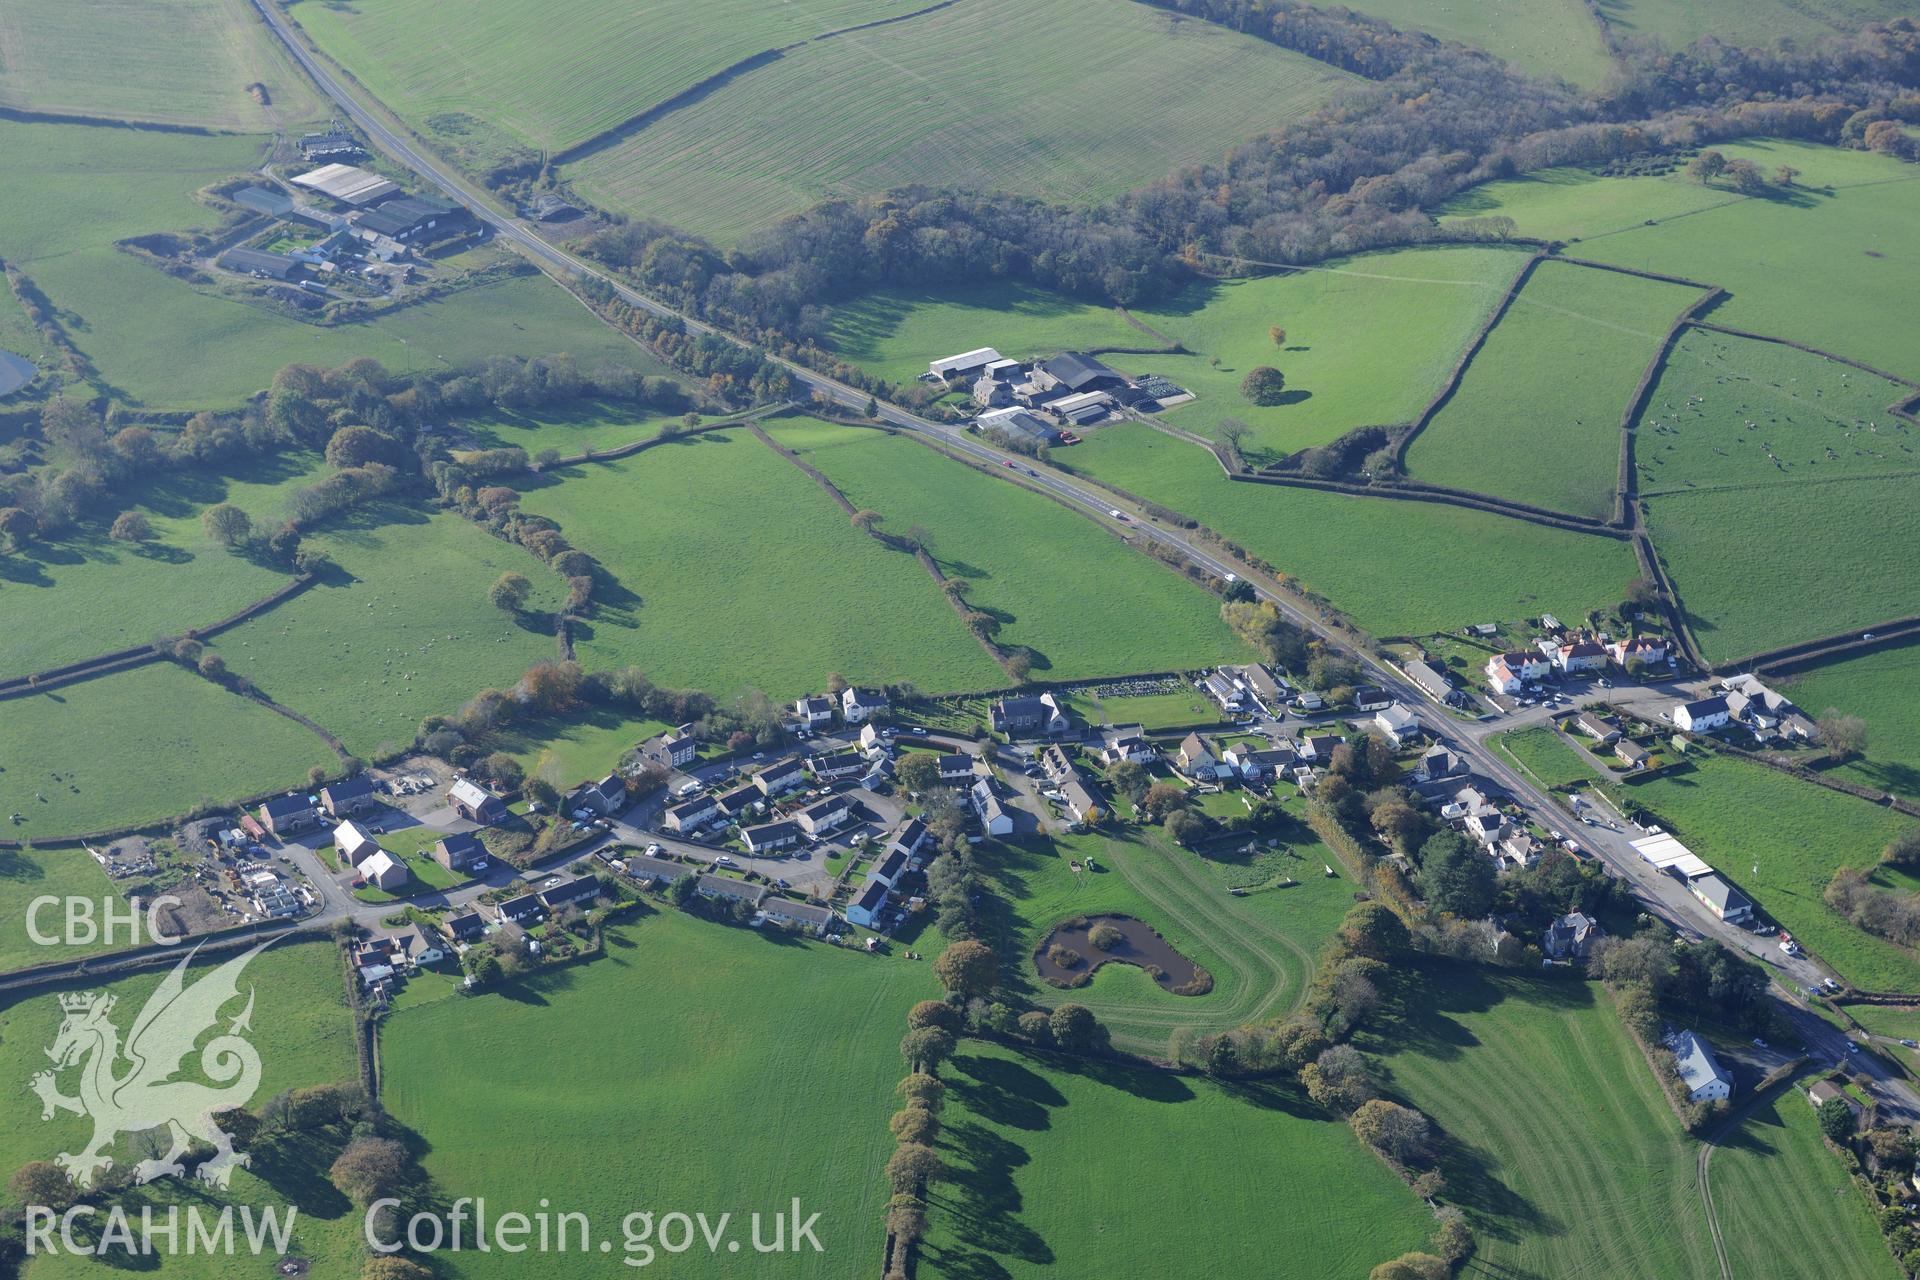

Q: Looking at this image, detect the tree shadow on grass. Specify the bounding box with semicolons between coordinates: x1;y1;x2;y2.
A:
931;1120;1052;1267
249;1130;354;1220
949;1051;1064;1130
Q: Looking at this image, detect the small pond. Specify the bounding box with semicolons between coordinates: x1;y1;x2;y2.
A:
1034;912;1211;996
0;350;35;398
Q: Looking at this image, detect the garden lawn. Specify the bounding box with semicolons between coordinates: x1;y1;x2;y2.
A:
1405;260;1704;520
1338;0;1614;84
1372;964;1719;1280
1635;329;1917;494
771;419;1247;679
0;0;325;129
208;505;566;759
1646;474;1920;664
499;707;672;786
1622;751;1918;990
1710;1076;1901;1280
921;1039;1431;1280
0;663;334;839
1497;726;1599;791
289;0;930;154
1068;686;1217;730
0;117;647;409
1069;425;1641;637
519;430;1003;698
1784;646;1920;802
565;0;1353;244
823;280;1142;388
380;908;936;1280
0;938;367;1280
0;845;118;973
1129;245;1531;456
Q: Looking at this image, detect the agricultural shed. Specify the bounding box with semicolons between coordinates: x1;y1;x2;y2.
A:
292;163;400;205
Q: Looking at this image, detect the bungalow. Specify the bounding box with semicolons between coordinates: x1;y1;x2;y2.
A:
754;758;808;797
696;875;768;909
796;795;852;837
1414;744;1468;784
1688;872;1754;924
538;876;602;911
663;795;720;833
1294;690;1325;712
1667;1030;1733;1102
1543;911;1601;960
1352;685;1391;712
841;687;889;723
447;779;505;825
1299;733;1342;762
1574;712;1622;744
1557;641;1609;674
1486;650;1551;694
743;819;803;854
333;820;380;867
1722;674;1817;741
991;692;1070;737
623;854;688;886
1373;703;1422;748
1614;738;1651;770
1097;726;1156;766
936;753;977;784
445;911;485;943
359;849;409;892
808;751;867;782
1674;696;1731;733
434;832;487;873
1177;731;1224;779
761;896;839;935
971;779;1014;837
1232;663;1289;714
569;772;627;817
715;784;761;820
258;793;318;837
409;928;446;966
493;892;545;925
889;817;930;864
1222;741;1295;779
1200;670;1246;713
1611;634;1669;668
793;694;835;727
929;347;1003;381
1404;659;1459;704
1059;773;1103;825
320;775;377;818
846;878;891;929
1807;1079;1860;1121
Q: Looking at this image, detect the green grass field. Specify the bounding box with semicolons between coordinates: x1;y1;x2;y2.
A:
770;419;1247;679
381;908;936;1280
1621;751;1918;991
565;0;1353;243
1405;260;1703;519
518;429;1003;699
452;397;678;459
1440;164;1740;242
1784;646;1920;802
920;1039;1432;1279
1496;726;1601;790
1372;965;1720;1279
0;663;335;839
290;0;930;154
1647;473;1920;664
208;504;567;759
1069;425;1641;637
1128;246;1531;455
500;707;671;788
1340;0;1615;85
1710;1077;1901;1280
1636;329;1916;495
1595;0;1916;50
0;117;648;409
0;939;368;1279
0;845;118;973
1066;685;1217;730
0;0;325;130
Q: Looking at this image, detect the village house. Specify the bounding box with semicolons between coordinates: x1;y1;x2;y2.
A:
623;854;689;887
761;896;839;935
1223;742;1297;780
320;774;377;819
809;751;867;782
991;691;1071;737
841;687;889;723
889;817;930;865
664;794;720;833
1226;663;1289;714
642;727;698;771
697;875;767;910
409;928;446;966
448;779;506;825
971;778;1014;837
1414;744;1468;784
359;849;409;892
445;911;485;944
1610;634;1669;668
1059;773;1103;825
258;793;318;838
333;819;380;867
1300;733;1343;762
1040;745;1076;783
754;758;808;797
1674;695;1731;733
1404;659;1461;704
858;722;890;755
793;695;836;728
569;772;627;817
1666;1030;1733;1101
936;753;977;784
846;878;891;929
743;819;803;854
1200;669;1246;713
796;795;852;837
715;784;761;821
869;847;910;890
434;832;487;873
1098;725;1156;766
1464;809;1508;847
1555;640;1609;674
1721;674;1817;742
538;876;602;912
1574;712;1622;744
1176;731;1225;780
1352;685;1391;712
492;892;545;926
1485;650;1552;694
1615;738;1651;770
1543;911;1601;960
972;376;1013;409
1373;703;1422;748
1807;1079;1860;1123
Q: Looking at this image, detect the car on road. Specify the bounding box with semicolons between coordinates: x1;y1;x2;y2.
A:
644;843;662;855
1900;1039;1918;1049
541;876;561;889
1108;508;1126;521
1003;460;1015;468
1752;1037;1767;1048
713;855;736;868
1781;940;1802;956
